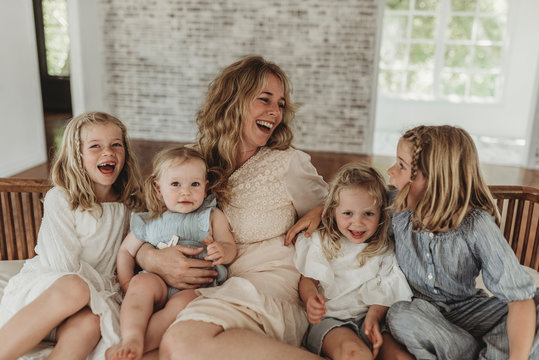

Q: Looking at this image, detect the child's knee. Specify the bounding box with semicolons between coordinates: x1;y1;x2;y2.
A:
338;339;372;360
53;275;90;307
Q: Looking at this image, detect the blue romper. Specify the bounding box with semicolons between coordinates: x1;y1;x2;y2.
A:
387;208;539;360
131;195;228;297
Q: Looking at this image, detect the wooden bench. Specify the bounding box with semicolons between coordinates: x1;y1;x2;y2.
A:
1;178;538;271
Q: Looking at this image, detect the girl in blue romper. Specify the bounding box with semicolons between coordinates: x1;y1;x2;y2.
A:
386;125;539;360
106;146;237;360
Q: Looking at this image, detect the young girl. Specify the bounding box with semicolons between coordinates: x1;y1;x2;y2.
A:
106;146;237;360
294;163;412;360
386;125;539;360
0;111;144;359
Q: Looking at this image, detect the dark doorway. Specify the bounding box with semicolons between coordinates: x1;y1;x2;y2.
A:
33;0;72;113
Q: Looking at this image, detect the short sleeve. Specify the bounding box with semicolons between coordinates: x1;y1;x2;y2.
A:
293;232;335;294
130;212;149;241
284;150;328;217
358;252;413;307
472;211;536;302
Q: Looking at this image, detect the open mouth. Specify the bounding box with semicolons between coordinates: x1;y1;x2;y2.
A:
349;230;365;239
97;162;116;174
256;120;274;132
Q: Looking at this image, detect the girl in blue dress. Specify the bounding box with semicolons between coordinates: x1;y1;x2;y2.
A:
386;125;538;360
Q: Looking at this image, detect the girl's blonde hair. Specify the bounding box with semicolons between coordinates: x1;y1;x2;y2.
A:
393;125;499;232
196;55;298;204
319;162;391;266
145;146;207;219
51;111;144;212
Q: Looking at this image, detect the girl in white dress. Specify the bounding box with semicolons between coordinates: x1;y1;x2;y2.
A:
294;163;412;360
0;112;144;359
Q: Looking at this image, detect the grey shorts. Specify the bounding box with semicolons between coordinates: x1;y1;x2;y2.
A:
304;313;374;356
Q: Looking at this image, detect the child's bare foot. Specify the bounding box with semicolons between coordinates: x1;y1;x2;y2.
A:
105;339;143;360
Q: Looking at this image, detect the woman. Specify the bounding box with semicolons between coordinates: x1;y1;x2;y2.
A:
136;55;328;359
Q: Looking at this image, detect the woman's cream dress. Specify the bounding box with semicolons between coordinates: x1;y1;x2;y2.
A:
175;147;327;346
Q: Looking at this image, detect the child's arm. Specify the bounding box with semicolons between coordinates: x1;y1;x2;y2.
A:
204;208;237;265
364;304;388;358
299;275;326;324
117;231;144;293
507;298;536;360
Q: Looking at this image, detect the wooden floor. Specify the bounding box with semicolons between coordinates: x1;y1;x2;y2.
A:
11;113;539;189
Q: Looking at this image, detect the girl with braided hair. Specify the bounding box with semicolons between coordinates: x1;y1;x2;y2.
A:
386;125;539;360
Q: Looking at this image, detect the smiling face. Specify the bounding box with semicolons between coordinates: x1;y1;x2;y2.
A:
335;187;381;245
80;122;125;200
155;158;208;214
239;74;285;157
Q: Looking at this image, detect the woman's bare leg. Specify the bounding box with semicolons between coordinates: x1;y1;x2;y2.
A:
322;326;372;360
47;307;101;360
0;274;91;359
143;289;198;353
160;320;324;360
106;273;169;360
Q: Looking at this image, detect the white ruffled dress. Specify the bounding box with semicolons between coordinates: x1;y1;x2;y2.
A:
0;187;129;359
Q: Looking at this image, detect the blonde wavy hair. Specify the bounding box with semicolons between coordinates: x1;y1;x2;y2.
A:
196;55;298;204
51;111;144;213
319;162;392;266
393;125;499;232
144;146;207;219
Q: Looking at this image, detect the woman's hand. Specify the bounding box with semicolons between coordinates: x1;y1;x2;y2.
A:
135;242;217;289
285;205;323;245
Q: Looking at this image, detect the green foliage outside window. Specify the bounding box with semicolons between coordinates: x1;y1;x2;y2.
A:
379;0;508;101
42;0;70;77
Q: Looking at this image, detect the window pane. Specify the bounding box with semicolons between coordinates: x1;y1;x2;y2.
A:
409;43;435;67
445;45;472;67
477;17;505;41
380;42;408;68
440;71;467;96
447;16;474;40
451;0;477;12
42;0;70;77
412;16;437;39
415;0;439;11
379;70;405;93
478;0;508;14
473;45;502;69
383;15;408;40
470;73;497;97
406;70;433;95
386;0;410;10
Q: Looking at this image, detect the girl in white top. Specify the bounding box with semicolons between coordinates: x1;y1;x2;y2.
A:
0;112;144;359
294;163;412;360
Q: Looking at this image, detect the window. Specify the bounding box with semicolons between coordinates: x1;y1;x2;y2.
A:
378;0;509;103
41;0;70;77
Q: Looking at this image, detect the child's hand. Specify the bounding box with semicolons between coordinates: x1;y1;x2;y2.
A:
364;317;383;358
305;293;326;324
204;235;225;265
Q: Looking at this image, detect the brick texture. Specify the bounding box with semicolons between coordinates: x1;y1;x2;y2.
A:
98;0;380;154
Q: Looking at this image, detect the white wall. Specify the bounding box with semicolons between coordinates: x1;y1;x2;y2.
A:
375;0;539;166
0;1;47;177
68;0;106;115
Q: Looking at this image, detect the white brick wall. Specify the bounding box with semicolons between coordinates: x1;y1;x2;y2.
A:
98;0;380;154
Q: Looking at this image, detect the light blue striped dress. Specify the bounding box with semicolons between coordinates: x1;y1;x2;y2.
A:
387;208;539;360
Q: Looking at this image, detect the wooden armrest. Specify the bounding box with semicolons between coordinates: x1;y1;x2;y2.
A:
0;178;52;260
489;185;539;271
